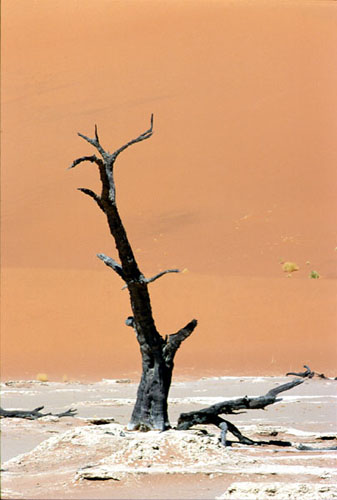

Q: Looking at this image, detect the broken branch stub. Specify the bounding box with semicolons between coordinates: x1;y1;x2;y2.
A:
163;319;198;363
97;253;126;280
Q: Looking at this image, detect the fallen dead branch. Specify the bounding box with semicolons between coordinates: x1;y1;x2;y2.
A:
177;378;305;447
286;364;337;380
0;406;77;420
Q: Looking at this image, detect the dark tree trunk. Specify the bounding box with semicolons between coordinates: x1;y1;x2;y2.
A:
70;117;197;431
128;355;171;431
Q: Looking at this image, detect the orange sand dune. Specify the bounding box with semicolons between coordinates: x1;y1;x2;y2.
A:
1;0;336;380
2;268;336;380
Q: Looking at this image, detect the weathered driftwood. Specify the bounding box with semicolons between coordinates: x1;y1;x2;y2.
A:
177;378;304;446
296;443;337;451
70;116;197;431
286;364;314;378
0;406;76;420
286;364;337;380
177;378;304;429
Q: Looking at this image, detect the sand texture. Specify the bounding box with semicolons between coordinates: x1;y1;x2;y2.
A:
1;0;337;381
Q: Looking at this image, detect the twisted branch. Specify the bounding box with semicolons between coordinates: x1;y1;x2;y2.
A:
286;364;314;378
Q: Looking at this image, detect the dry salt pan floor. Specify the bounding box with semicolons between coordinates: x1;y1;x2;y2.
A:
1;377;337;499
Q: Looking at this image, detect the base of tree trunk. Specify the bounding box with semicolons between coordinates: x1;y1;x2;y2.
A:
127;360;173;431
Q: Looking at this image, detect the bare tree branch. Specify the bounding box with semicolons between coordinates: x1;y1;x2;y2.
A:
75;116;154;207
77;188;104;210
97;253;125;280
286;365;314;378
76;116;154;169
121;268;180;289
111;114;154;160
68;155;103;170
177;377;305;430
286;365;337;380
94;124;100;143
163;319;198;362
146;269;180;284
77;129;108;160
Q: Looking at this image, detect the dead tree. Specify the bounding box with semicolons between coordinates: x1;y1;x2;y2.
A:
70;116;197;431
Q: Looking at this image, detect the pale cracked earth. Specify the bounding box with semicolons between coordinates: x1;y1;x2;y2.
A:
1;377;337;499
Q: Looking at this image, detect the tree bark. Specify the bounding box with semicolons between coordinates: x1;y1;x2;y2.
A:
70;117;197;430
177;378;304;446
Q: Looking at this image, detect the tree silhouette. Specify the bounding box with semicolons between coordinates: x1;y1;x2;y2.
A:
70;116;197;430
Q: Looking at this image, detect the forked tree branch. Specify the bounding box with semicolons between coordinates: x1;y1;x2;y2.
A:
78;126;108;160
74;116;154;207
75;115;154;168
